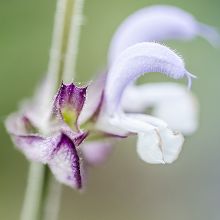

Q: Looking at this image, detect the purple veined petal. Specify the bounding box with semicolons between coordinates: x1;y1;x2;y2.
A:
5;112;88;168
5;113;62;163
122;83;199;135
53;83;87;130
5;113;36;135
11;134;61;163
48;133;85;189
61;126;88;146
81;140;113;166
108;5;220;64
105;42;195;115
100;112;184;164
78;74;106;124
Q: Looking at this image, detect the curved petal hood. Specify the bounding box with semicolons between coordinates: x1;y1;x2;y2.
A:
109;5;220;63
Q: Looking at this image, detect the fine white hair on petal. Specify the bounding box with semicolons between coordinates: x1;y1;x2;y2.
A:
122;83;199;135
108;5;220;64
105;42;194;114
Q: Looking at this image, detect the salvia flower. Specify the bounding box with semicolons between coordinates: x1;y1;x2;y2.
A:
5;42;195;188
5;5;218;190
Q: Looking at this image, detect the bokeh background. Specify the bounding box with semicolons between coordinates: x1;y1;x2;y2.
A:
1;0;220;219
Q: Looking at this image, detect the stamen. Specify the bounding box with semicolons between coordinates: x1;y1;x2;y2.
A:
198;23;220;48
186;71;197;90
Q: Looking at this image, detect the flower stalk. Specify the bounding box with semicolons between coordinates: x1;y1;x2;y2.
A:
63;0;85;82
42;173;63;220
44;0;69;108
21;0;85;219
20;163;46;220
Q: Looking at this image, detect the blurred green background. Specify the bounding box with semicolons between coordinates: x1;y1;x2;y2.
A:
1;0;220;219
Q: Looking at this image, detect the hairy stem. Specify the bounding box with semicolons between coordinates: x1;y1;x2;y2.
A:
63;0;85;82
42;174;63;220
43;0;69;109
21;0;85;219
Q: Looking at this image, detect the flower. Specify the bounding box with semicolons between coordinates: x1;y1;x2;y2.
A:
5;42;195;188
95;42;195;164
109;5;220;64
5;5;218;189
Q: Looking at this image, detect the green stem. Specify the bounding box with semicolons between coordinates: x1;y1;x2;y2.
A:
21;1;68;218
21;0;84;220
20;163;46;220
63;0;85;82
42;174;63;220
21;0;85;219
42;0;69;113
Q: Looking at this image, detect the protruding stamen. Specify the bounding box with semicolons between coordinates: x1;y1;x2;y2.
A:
186;71;197;90
198;23;220;48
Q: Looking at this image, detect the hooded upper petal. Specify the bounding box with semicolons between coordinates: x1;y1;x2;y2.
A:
105;42;194;115
52;83;87;130
122;83;198;135
96;42;195;164
109;5;220;63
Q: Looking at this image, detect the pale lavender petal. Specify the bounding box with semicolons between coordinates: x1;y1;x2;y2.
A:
109;5;220;63
105;42;194;114
48;133;85;189
198;23;220;47
78;74;106;124
53;83;87;129
21;78;54;131
81;141;113;166
5;113;36;135
122;83;199;135
12;134;61;163
5;113;60;163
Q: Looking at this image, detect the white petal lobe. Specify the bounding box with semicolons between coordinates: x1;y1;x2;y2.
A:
99;113;184;164
122;83;198;135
